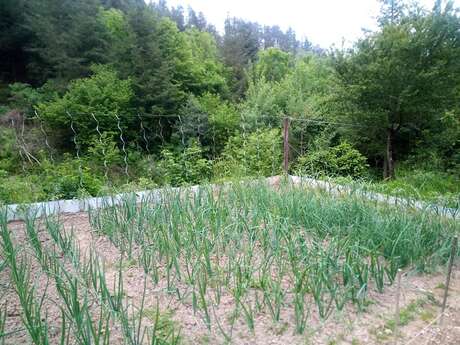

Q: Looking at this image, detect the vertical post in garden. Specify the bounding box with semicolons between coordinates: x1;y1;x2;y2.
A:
394;269;402;345
283;117;290;175
440;236;458;325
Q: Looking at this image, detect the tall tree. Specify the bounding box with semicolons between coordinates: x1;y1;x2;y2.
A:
24;0;109;84
187;7;207;31
0;0;30;83
222;17;261;98
100;0;145;11
170;5;186;31
254;48;293;83
335;3;460;178
378;0;405;25
122;8;183;115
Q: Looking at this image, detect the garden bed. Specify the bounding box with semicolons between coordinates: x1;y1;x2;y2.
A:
1;180;459;344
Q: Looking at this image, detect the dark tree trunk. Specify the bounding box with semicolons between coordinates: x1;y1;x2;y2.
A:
383;154;388;179
384;128;395;179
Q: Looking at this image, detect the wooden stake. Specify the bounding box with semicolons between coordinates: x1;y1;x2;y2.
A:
283;117;290;174
440;236;458;325
394;269;402;345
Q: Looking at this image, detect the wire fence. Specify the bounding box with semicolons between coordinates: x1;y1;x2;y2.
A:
2;110;459;217
4;111;381;173
2;111;459;344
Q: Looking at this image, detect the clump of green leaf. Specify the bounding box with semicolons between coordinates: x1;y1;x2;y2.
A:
214;128;282;179
294;141;369;179
158;139;212;186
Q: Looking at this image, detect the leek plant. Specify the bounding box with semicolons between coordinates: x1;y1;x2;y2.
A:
89;180;458;334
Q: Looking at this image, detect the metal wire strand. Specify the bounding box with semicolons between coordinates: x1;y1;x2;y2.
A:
35;110;54;163
138;113;150;154
66;111;84;189
91;113;109;181
178;115;189;183
115;113;129;179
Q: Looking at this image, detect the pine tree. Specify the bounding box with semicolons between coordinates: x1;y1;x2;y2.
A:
25;0;109;84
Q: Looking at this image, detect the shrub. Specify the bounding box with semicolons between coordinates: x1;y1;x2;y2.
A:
40;156;104;200
214;128;282;178
87;132;123;169
158;139;212;186
200;93;240;155
176;93;240;156
0;128;21;173
36;65;134;147
0;173;47;204
6;82;59;116
294;141;369;179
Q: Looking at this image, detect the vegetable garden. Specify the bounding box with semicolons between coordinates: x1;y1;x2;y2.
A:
0;178;458;344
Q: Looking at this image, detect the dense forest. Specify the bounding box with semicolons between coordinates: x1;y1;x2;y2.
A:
0;0;459;204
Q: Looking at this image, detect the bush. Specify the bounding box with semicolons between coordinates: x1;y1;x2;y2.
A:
87;132;123;169
6;82;59;116
214;128;282;178
40;156;104;200
158;139;212;186
37;65;134;147
0;128;21;173
372;166;460;205
200;93;240;155
294;141;369;179
176;93;240;156
0;172;47;204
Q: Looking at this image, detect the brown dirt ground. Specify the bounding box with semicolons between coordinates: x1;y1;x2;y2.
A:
2;199;459;345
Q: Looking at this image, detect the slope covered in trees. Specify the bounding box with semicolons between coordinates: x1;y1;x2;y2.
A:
0;0;459;204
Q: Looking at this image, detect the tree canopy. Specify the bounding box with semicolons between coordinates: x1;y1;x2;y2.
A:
0;0;459;203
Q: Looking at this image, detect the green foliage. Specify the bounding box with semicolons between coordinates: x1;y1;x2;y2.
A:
185;28;229;95
0;173;46;204
280;56;344;117
294;141;369;179
215;128;282;178
370;166;460;206
243;55;341;122
0;155;104;204
254;48;293;83
334;5;460;177
24;0;110;84
120;11;186;115
0;0;459;206
202;93;240;154
414;109;460;173
98;8;129;41
7;83;42;114
40;156;104;200
158;139;211;186
177;93;239;155
87;132;122;168
0;128;21;173
37;65;134;146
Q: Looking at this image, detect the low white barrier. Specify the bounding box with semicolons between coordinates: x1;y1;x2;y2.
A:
290;175;459;220
3;175;458;221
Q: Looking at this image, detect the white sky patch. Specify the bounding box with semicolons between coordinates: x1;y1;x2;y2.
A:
153;0;459;48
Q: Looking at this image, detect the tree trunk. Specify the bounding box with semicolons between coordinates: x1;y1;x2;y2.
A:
383;154;388;179
384;128;395;180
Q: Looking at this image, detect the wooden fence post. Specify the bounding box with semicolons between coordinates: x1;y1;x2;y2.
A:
394;269;402;345
440;236;458;325
283;117;290;174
